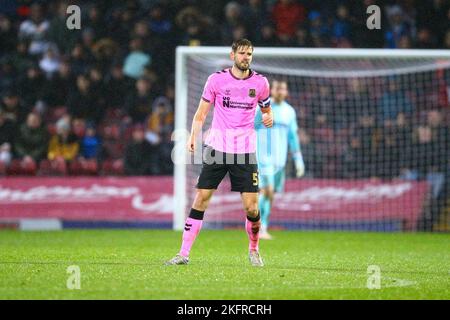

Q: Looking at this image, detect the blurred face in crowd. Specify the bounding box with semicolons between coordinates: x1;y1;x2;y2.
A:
77;75;90;92
30;4;44;23
336;5;349;19
261;25;274;39
249;0;261;8
230;45;253;72
59;62;71;77
136;78;150;95
0;14;11;31
132;128;145;142
17;42;28;54
85;127;96;137
271;80;288;103
232;25;247;42
27;66;39;79
418;126;432;143
299;129;310;145
130;38;143;51
90;68;102;82
398;36;412;49
225;3;241;21
427;110;442;127
134;21;149;38
396;112;407;126
3;94;19;109
112;65;124;79
88;6;99;22
26;113;41;129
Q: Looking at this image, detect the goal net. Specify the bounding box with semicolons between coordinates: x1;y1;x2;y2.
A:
174;47;450;232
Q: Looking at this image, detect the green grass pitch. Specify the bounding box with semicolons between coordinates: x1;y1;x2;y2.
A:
0;230;448;299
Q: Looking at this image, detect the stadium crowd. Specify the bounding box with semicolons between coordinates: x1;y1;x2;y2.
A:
0;0;449;207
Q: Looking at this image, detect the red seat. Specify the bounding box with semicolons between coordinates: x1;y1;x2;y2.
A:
7;159;37;176
38;159;67;176
69;159;98;176
101;159;124;176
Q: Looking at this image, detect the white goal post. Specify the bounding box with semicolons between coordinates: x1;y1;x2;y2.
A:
174;47;450;231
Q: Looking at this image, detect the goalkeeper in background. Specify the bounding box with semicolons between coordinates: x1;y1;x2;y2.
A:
255;80;305;239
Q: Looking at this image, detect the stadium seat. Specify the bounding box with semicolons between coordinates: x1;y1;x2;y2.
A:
69;159;98;176
38;159;67;176
101;159;124;176
7;159;37;176
0;162;7;176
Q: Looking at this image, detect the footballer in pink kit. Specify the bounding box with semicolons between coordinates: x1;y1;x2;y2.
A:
166;39;273;267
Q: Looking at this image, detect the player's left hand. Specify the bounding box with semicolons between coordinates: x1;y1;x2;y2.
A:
262;112;273;128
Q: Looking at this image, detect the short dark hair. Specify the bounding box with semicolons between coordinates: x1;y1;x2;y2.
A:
231;38;253;52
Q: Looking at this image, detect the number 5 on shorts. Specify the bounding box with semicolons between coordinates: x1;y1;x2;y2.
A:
252;172;258;186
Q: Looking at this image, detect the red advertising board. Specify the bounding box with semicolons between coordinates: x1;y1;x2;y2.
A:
0;177;428;230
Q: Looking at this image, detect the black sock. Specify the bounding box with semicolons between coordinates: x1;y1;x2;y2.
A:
247;213;260;222
189;208;205;220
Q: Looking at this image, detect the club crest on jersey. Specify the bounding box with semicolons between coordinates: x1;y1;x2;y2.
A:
249;89;256;98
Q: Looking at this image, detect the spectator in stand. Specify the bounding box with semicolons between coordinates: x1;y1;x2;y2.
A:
176;6;217;46
48;115;79;164
243;0;268;41
255;23;280;46
0;90;27;123
0;14;16;56
18;3;50;56
375;123;401;179
44;60;74;108
125;77;157;123
271;0;307;44
99;122;124;175
384;5;414;49
308;10;330;47
148;3;172;39
379;78;414;123
69;42;92;76
81;123;101;160
4;41;32;76
123;38;151;80
221;2;246;45
401;123;447;198
292;25;311;47
394;112;414;175
444;29;450;49
13;112;48;170
124;124;157;176
66;74;102;124
104;63;133;109
344;113;377;178
39;46;61;78
47;0;79;55
0;107;15;170
331;4;352;47
84;4;108;40
298;128;319;178
415;27;437;49
400;123;448;231
18;63;46;108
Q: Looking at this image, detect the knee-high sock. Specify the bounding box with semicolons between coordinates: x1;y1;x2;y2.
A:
179;208;204;257
246;213;261;252
259;194;271;230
